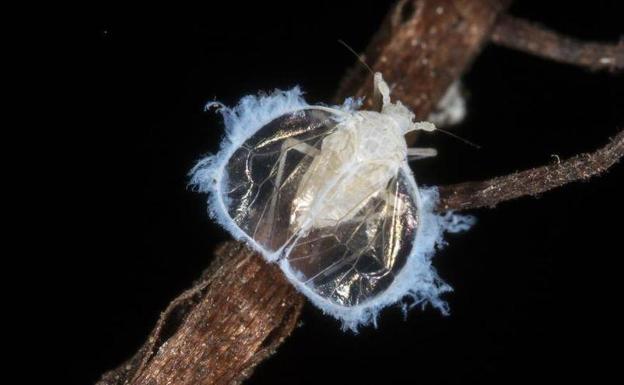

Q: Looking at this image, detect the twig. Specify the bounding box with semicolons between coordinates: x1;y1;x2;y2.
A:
438;129;624;211
336;0;511;117
95;2;624;385
97;126;623;385
97;2;511;384
97;243;305;385
491;14;624;72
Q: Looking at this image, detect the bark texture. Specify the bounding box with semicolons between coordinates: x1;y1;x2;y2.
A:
491;15;624;72
97;1;509;384
97;243;304;385
438;129;624;211
336;0;510;119
96;1;623;384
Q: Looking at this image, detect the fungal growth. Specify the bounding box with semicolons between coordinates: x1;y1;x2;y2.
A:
190;73;473;330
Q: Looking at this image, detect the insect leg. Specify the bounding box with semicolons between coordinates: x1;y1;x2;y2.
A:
407;147;438;161
273;138;319;194
265;138;320;237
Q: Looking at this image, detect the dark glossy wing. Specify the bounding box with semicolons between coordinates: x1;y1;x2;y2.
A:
283;167;420;307
219;108;340;255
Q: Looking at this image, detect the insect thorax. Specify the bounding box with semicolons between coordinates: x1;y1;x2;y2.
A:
291;110;407;230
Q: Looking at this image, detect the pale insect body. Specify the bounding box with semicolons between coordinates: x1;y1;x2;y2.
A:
191;73;472;330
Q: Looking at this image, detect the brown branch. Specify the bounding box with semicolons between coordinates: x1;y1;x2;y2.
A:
94;2;619;385
438;130;624;211
491;14;624;72
97;243;304;385
98;126;623;385
336;0;511;118
97;2;511;384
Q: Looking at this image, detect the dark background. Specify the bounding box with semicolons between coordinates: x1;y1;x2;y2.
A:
66;1;622;384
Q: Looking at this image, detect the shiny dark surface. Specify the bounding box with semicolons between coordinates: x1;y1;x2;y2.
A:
223;109;416;306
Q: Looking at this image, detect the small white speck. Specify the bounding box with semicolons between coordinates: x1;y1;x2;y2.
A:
436;6;444;15
599;57;614;64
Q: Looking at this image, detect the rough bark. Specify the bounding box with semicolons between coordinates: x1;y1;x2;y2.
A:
438;129;624;211
96;243;304;385
335;0;510;119
491;15;624;72
96;1;623;384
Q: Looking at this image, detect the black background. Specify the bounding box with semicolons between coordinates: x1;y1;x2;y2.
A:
66;1;622;384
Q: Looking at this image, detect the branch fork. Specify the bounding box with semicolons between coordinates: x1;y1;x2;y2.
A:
96;1;623;384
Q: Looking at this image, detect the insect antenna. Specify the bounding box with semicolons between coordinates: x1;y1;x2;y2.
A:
338;39;375;77
338;39;386;111
435;127;481;149
338;39;481;149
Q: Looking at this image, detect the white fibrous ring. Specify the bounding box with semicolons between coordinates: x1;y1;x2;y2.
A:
190;73;474;331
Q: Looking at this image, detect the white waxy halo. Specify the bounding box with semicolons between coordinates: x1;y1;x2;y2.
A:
190;74;474;331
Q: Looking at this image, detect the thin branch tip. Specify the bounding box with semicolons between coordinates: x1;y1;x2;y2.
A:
438;128;624;211
96;3;624;385
491;15;624;72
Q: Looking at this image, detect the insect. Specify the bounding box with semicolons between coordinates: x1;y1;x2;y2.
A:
190;73;472;330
